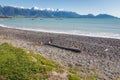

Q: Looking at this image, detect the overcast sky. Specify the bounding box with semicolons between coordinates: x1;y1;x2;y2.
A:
0;0;120;17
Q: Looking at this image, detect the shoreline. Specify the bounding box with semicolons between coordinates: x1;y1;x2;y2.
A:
0;26;120;79
0;25;120;40
0;24;120;39
0;26;120;47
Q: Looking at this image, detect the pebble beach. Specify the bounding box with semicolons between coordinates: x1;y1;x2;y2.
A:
0;26;120;80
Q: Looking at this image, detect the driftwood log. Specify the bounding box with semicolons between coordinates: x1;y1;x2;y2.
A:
46;43;81;53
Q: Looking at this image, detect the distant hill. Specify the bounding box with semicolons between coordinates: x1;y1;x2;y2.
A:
0;5;118;18
95;14;117;18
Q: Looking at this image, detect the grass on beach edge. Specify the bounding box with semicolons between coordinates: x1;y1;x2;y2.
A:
0;43;63;80
0;42;101;80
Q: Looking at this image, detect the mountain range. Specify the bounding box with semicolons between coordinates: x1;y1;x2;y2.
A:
0;5;118;18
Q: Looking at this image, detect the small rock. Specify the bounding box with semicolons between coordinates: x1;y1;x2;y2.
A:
104;49;109;52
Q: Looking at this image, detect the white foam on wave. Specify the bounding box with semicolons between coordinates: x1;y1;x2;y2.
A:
0;24;8;27
67;30;120;39
0;24;17;29
0;24;120;39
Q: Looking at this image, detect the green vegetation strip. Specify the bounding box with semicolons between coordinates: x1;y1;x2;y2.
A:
68;67;98;80
0;43;100;80
0;43;62;80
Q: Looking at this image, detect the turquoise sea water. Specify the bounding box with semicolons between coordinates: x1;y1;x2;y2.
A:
0;18;120;39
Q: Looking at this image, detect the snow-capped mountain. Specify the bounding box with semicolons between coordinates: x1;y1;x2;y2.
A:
0;5;117;18
31;6;64;11
0;5;81;18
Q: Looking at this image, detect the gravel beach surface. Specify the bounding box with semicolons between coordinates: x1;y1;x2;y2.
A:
0;26;120;80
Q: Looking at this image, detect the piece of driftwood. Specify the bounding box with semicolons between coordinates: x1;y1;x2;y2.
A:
46;43;81;53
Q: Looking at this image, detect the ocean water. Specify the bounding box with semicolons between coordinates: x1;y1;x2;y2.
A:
0;18;120;39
